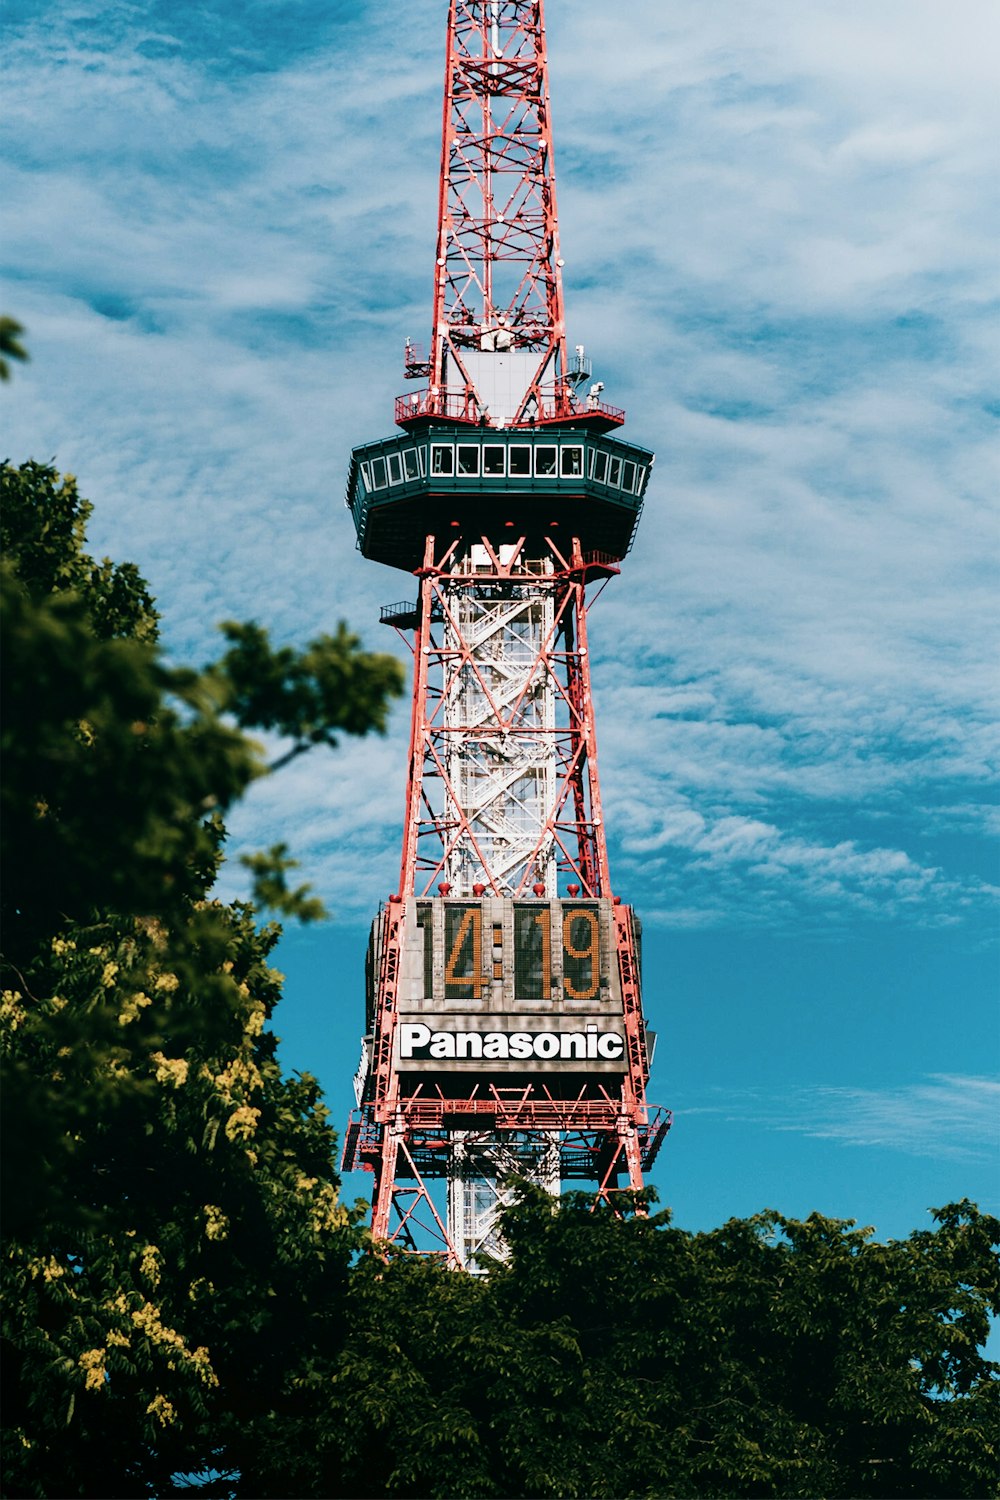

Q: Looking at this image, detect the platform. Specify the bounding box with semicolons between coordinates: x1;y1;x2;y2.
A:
345;423;655;572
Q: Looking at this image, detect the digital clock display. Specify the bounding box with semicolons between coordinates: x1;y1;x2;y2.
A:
360;896;641;1083
415;899;605;1003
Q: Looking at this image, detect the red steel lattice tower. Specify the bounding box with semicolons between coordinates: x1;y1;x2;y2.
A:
342;0;670;1269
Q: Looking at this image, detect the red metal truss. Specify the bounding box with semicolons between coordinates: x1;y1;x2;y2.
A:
349;526;667;1258
356;1085;669;1263
402;0;585;428
392;532;611;900
435;3;563;365
346;1110;672;1261
346;1092;672;1154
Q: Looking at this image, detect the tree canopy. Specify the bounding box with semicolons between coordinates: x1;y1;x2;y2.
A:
1;460;402;1496
2;461;997;1500
231;1190;997;1500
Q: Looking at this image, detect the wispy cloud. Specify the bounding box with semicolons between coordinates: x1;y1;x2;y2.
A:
679;1074;1000;1164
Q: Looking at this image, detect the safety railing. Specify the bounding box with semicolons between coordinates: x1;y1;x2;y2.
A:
395;388;485;425
535;395;626;426
395;387;626;428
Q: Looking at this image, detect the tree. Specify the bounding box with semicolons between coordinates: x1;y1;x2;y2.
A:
1;463;402;961
231;1190;999;1500
484;1191;1000;1500
1;460;403;1496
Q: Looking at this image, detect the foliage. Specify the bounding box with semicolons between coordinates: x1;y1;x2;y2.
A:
0;315;29;380
0;461;404;957
0;460;401;1497
211;619;403;771
237;843;328;924
2;905;355;1499
1;461;157;639
236;1190;999;1500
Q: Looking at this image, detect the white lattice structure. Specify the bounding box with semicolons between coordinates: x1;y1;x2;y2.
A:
448;1133;561;1271
443;547;557;898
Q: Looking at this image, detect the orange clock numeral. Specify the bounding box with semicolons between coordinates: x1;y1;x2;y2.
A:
563;908;599;1000
534;910;551;996
444;906;483;998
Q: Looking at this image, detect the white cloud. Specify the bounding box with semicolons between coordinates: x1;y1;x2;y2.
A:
3;0;998;932
681;1074;1000;1165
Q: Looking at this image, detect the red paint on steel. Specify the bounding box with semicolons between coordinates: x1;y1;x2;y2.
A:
433;3;564;399
387;538;611;898
393;0;620;432
345;2;665;1260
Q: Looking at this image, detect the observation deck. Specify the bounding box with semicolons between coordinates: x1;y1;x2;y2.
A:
345;424;654;572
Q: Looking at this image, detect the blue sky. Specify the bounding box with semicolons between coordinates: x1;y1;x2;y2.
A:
4;0;998;1241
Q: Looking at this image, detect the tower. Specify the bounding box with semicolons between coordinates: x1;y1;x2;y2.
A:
342;0;670;1269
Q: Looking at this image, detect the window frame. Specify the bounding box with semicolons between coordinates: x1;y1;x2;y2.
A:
430;444;455;477
483;444;506;477
560;445;584;478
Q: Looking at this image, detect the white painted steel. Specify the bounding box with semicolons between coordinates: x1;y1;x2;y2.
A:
448;1134;561;1272
441;545;562;1262
442;548;557;898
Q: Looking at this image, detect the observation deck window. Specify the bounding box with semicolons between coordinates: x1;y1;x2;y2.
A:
357;436;648;510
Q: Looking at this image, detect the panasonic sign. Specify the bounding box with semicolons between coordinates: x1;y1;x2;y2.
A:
398;1021;625;1063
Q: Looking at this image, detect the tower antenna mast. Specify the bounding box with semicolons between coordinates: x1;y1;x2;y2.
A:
343;0;669;1269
